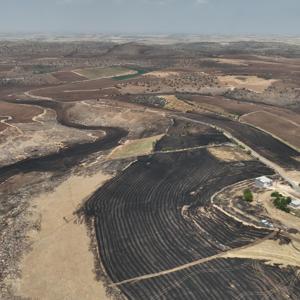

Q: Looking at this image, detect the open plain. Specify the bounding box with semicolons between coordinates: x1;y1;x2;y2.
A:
0;37;300;300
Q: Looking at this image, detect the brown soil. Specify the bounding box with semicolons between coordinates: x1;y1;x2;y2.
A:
161;95;195;112
257;191;300;229
208;146;251;162
109;134;164;159
0;101;43;124
0;65;13;72
185;95;264;116
28;78;117;102
218;75;277;93
206;58;249;66
241;111;300;150
52;71;87;82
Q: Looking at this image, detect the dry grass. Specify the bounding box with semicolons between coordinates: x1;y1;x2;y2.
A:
257;191;300;229
207;58;249;66
225;238;300;268
14;173;111;300
109;134;164;159
160;95;194;112
218;75;277;93
208;146;252;162
145;71;179;78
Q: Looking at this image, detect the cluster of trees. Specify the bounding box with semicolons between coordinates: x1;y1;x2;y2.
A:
271;191;291;213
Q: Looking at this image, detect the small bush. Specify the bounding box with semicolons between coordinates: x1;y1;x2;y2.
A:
243;189;253;202
271;191;280;198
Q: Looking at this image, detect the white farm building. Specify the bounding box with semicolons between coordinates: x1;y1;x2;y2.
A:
255;176;273;188
290;199;300;209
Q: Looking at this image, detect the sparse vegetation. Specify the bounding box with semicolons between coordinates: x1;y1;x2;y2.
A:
31;65;57;74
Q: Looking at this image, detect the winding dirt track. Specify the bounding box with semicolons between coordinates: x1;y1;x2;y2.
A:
110;230;277;287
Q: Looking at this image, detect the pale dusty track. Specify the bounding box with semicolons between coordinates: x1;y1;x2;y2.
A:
110;231;277;287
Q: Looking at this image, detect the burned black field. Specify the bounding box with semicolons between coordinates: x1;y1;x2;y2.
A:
122;258;300;299
155;119;229;151
182;113;300;170
82;122;300;299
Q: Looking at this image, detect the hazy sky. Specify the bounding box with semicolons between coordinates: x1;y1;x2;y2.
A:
0;0;299;35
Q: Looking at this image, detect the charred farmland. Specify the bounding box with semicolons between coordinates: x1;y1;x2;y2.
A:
121;257;300;299
85;147;275;294
155;119;230;151
180;112;300;170
0;99;128;182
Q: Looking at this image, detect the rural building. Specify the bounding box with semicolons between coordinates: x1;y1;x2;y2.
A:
255;176;273;188
290;199;300;209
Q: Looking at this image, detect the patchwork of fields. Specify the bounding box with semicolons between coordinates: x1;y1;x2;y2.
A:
1;39;300;299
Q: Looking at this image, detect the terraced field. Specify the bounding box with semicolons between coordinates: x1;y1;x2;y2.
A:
121;258;300;299
85;145;279;297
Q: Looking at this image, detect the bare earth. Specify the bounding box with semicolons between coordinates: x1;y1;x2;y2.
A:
109;134;164;159
208;146;252;162
144;71;180;78
225;190;300;269
240;111;300;151
218;75;277;93
14;173;111;300
225;238;300;268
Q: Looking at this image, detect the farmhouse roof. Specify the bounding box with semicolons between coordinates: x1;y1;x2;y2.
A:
291;199;300;207
256;176;272;183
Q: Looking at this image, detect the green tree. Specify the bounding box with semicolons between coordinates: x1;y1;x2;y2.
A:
243;189;253;202
271;192;291;213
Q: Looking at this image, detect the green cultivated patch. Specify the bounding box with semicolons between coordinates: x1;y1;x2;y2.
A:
113;68;147;80
75;66;137;80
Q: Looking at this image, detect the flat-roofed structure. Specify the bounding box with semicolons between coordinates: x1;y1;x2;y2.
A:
255;176;273;188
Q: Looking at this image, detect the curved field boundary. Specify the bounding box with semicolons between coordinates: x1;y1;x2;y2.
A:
121;257;300;299
240;111;300;153
176;113;300;190
110;229;277;287
84;148;300;299
85;149;273;285
0;115;23;134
